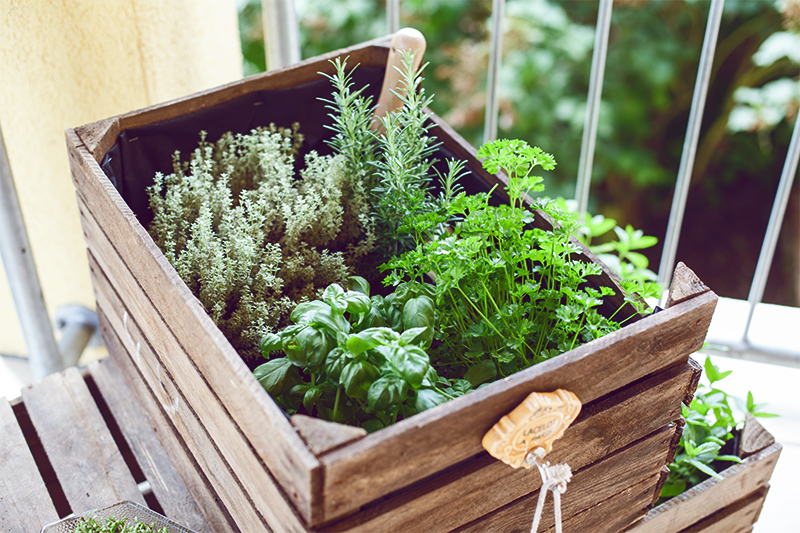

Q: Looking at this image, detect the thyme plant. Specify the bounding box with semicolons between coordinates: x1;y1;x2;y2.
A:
147;124;374;366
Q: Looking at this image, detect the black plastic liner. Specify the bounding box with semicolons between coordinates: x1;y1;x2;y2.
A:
99;66;498;227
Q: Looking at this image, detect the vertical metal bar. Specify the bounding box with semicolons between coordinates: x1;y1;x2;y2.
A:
575;0;613;215
483;0;506;144
657;0;725;289
262;0;301;71
387;0;400;35
0;123;62;379
743;111;800;342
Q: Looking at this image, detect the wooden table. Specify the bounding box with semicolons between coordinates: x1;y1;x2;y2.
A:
0;357;210;532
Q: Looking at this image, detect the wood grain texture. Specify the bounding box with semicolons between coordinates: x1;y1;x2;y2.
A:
88;357;209;532
322;364;695;532
320;290;716;522
452;424;679;533
629;441;781;533
98;310;235;532
67;128;320;522
666;262;710;308
90;251;307;532
740;415;775;459
0;399;59;531
21;367;144;514
685;485;769;533
291;415;367;456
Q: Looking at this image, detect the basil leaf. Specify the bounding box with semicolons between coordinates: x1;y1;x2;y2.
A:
341;361;379;402
398;326;429;346
348;276;371;296
367;375;407;412
464;359;497;387
254;358;298;397
415;388;449;412
345;291;372;314
324;348;348;381
389;345;430;389
323;283;349;313
303;387;322;414
402;295;435;348
259;332;282;357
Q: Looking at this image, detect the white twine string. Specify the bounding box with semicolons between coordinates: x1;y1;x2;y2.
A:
526;450;573;533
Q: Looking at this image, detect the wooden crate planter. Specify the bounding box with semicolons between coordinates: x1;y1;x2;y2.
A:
629;414;782;533
66;34;718;532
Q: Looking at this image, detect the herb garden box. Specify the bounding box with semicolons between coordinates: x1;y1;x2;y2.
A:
629;415;781;533
66;34;718;532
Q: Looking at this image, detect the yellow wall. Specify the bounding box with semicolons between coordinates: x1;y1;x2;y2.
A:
0;0;243;357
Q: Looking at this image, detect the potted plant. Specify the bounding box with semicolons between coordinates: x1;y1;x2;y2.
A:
67;31;717;531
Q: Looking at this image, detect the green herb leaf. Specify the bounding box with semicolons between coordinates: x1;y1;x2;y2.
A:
254;358;299;397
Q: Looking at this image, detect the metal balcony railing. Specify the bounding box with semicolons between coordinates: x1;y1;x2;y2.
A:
261;0;799;367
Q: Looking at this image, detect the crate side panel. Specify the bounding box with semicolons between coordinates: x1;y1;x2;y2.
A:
322;363;696;532
686;485;769;533
67;131;319;518
97;309;237;532
88;245;308;532
629;441;781;533
321;290;717;521
451;424;679;533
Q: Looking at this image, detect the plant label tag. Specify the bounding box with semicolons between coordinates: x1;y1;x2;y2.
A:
482;389;581;468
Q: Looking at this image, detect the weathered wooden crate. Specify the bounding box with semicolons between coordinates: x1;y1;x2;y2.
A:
66;34;718;532
629;414;781;533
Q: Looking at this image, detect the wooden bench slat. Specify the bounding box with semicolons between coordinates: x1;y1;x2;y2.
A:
0;398;59;531
88;357;209;532
21;367;144;514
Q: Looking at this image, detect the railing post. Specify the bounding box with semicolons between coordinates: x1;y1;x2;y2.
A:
743;111;800;342
575;0;613;215
0;123;62;379
262;0;301;71
387;0;400;34
483;0;506;144
657;0;725;290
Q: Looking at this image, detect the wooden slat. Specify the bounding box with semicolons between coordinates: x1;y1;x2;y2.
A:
540;473;660;533
323;363;696;532
0;398;59;531
320;288;716;522
90;254;305;532
686;486;769;533
453;424;679;533
73;36;392;164
629;441;781;533
87;357;209;532
66;128;320;523
21;367;143;514
98;310;234;532
740;414;775;458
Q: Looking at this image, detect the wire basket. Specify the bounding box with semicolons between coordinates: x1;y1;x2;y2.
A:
41;500;196;533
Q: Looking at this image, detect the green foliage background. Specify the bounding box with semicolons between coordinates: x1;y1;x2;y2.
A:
238;0;800;306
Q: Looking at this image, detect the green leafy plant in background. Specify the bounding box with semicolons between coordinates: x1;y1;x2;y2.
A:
660;356;778;501
73;516;167;533
146;124;375;367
